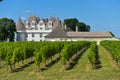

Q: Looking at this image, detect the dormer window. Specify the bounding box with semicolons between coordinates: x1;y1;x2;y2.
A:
48;21;53;26
49;23;52;26
31;21;35;28
39;20;44;26
32;22;35;26
48;22;52;30
40;22;43;26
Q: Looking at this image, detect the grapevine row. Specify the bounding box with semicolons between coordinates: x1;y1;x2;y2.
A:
0;41;91;72
101;40;120;66
34;42;64;71
0;42;45;71
61;41;90;65
88;41;98;69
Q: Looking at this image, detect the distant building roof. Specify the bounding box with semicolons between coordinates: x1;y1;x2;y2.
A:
16;17;25;30
46;26;114;38
67;32;113;38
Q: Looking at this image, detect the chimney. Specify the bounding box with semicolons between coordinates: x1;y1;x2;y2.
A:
76;26;78;32
64;24;67;31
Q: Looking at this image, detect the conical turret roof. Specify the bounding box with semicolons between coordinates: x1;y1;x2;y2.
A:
16;17;25;30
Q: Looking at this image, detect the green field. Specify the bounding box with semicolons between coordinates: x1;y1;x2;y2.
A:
0;46;120;80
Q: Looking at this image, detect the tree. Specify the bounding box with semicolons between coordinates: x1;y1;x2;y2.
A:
0;18;16;42
0;0;3;2
64;18;90;32
77;22;90;31
109;31;115;37
64;18;78;31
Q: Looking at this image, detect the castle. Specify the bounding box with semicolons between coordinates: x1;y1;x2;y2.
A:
16;16;61;41
16;16;118;44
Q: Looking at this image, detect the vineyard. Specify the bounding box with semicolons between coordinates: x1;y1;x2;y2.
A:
101;40;120;66
0;41;120;80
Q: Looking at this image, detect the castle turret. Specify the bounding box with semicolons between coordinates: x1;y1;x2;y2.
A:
16;18;26;41
16;17;25;30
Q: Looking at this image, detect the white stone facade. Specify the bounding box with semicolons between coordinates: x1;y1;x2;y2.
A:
16;16;61;41
25;30;52;41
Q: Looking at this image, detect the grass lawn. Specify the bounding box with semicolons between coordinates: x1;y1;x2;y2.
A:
0;46;120;80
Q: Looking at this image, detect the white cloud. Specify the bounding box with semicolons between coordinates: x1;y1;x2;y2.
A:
24;10;32;13
21;9;33;14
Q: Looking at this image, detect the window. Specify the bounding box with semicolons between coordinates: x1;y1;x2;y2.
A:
40;22;43;26
49;23;52;26
40;27;43;30
26;34;28;37
32;22;35;26
32;33;34;37
40;33;42;37
49;27;52;30
25;21;29;28
48;21;53;26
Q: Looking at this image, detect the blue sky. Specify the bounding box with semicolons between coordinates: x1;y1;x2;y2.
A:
0;0;120;37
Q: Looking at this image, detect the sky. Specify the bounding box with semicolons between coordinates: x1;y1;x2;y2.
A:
0;0;120;38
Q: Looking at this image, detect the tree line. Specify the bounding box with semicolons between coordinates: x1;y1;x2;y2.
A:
0;18;16;42
64;18;90;31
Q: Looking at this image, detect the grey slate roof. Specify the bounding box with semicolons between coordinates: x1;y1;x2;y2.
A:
45;26;67;38
52;18;62;30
